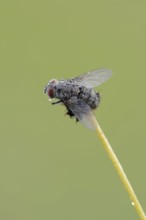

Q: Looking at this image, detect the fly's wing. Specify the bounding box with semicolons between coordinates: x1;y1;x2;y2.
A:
71;68;112;88
67;98;97;130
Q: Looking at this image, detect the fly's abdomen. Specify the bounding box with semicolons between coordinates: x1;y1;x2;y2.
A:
79;87;100;109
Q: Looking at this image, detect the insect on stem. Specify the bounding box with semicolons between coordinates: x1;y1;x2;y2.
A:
44;68;146;219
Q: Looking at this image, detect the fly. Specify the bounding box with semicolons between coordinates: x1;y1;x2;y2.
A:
44;68;112;130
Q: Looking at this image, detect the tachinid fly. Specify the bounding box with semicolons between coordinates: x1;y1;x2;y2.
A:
44;68;112;130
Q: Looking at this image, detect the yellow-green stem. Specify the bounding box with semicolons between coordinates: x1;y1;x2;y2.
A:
92;116;146;220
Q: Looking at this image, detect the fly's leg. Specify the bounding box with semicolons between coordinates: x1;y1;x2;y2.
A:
52;100;62;105
66;109;74;117
66;109;79;122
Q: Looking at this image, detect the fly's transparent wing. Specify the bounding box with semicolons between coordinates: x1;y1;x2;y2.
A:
67;97;96;130
71;68;112;88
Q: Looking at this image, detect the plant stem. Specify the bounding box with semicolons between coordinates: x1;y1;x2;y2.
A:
92;116;146;220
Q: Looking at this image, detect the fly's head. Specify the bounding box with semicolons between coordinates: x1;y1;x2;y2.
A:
44;79;59;100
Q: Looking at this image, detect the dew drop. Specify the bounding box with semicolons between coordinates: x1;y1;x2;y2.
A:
131;202;135;206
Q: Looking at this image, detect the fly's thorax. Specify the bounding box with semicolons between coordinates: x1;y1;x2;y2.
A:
54;81;80;100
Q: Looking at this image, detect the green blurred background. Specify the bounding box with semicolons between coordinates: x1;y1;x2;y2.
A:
0;0;146;219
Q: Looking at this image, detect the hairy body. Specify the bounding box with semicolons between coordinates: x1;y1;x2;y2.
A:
53;80;99;105
44;69;111;129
